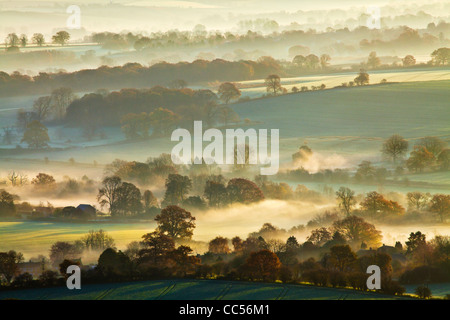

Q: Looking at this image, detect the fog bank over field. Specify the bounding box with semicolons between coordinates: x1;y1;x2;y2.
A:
194;199;329;240
1;0;448;40
1;199;449;260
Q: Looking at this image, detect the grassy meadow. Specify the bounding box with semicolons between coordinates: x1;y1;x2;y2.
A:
0;279;414;300
0;72;449;262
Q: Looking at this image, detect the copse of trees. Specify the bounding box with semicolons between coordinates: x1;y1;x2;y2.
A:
66;87;217;129
431;47;450;65
359;191;405;218
405;136;447;173
203;177;265;207
16;87;76;130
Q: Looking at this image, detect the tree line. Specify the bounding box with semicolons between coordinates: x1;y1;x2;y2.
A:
1;216;449;299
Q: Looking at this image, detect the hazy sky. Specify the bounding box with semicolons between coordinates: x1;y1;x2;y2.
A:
0;0;448;39
0;0;440;11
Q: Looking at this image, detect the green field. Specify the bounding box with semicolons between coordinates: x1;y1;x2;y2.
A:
238;68;450;98
0;220;156;260
2;79;449;174
0;279;413;300
234;80;450;144
0;76;448;261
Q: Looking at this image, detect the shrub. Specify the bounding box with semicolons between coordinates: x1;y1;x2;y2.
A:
415;286;432;299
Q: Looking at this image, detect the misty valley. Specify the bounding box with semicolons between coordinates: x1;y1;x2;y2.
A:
0;0;449;302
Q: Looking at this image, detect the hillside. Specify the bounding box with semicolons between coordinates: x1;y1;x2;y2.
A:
0;279;412;300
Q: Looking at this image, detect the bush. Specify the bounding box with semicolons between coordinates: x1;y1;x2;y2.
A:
12;273;34;288
415;286;432;299
399;265;449;284
347;272;367;291
381;279;405;295
279;266;294;283
328;271;347;288
302;269;328;286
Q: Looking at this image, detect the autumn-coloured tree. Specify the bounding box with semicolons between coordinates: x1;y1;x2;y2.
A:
406;146;434;172
167;245;200;277
140;231;175;265
227;178;265;204
208;236;231;254
332;216;382;249
244;250;281;281
437;149;449;170
155;205;196;240
149;107;180;137
416;136;446;159
360;191;405;217
430;194;450;222
231;236;244;253
115;161;152;185
357;252;393;279
307;227;332;246
327;245;357;272
218;82;241;104
120;112;151;139
143;190;158;211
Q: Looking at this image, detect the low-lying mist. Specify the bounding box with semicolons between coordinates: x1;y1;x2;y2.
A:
194;199;330;241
